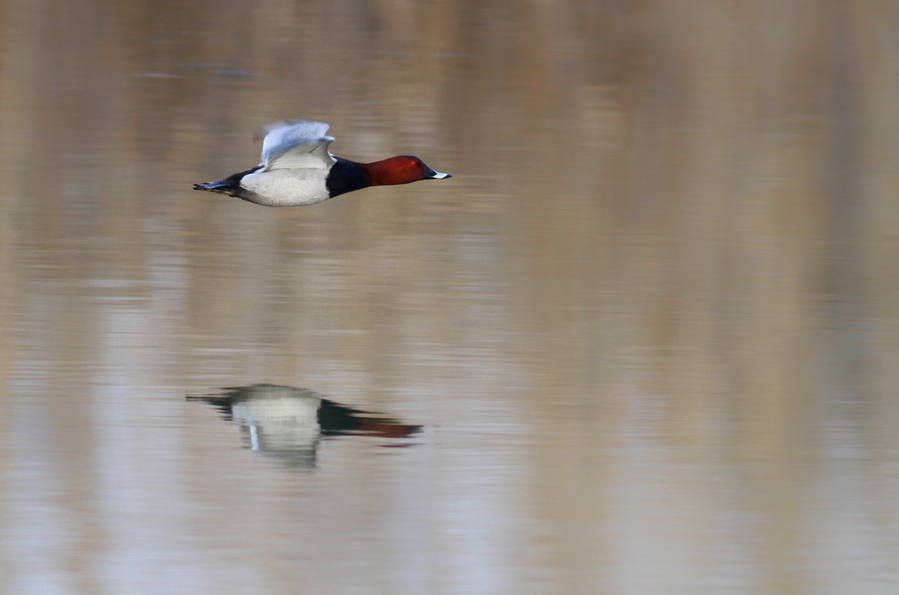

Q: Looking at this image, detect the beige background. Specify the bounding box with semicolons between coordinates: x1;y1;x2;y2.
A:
2;1;899;594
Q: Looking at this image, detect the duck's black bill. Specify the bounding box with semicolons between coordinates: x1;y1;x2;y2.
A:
424;168;451;180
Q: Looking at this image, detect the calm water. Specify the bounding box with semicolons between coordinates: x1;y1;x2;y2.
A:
2;1;899;594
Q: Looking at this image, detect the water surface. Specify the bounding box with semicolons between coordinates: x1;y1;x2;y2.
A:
2;1;899;594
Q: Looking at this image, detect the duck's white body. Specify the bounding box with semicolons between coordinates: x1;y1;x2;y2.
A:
194;119;450;207
239;168;332;207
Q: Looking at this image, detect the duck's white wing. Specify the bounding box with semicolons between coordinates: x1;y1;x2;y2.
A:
256;120;336;171
256;120;330;153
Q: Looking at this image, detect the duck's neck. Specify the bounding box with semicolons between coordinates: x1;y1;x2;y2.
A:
325;156;425;198
325;158;372;198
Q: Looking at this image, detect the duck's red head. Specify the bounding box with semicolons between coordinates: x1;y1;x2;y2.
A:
361;155;451;186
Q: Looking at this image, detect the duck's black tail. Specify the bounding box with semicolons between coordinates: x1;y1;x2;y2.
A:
193;180;233;194
193;165;263;196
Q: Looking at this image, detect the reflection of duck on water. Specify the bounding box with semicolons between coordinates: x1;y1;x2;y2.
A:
187;384;421;467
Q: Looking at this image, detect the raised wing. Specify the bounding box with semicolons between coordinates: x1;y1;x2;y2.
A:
255;120;336;171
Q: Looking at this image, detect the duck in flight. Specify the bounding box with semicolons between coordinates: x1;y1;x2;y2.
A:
193;119;451;206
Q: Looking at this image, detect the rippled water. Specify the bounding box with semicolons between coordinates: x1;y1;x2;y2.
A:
2;1;899;594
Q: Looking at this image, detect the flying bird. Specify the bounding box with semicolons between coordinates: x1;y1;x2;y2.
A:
194;119;451;206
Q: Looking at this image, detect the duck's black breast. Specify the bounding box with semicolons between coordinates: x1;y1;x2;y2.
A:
326;158;371;198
